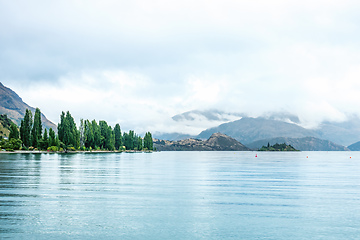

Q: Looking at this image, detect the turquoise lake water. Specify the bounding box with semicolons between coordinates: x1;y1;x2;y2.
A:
1;151;360;239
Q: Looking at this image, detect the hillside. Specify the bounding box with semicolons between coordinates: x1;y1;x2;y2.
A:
154;133;250;151
198;117;320;144
0;114;13;137
153;132;195;141
347;141;360;151
315;118;360;146
0;82;57;130
246;137;349;151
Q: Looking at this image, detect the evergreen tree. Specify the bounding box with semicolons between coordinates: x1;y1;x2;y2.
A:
31;108;42;148
99;121;115;150
143;132;153;150
49;128;56;147
137;136;143;151
58;111;79;149
92;120;101;149
123;131;135;150
9;122;20;140
114;124;122;150
40;128;49;150
58;111;65;143
84;120;94;148
20;109;32;148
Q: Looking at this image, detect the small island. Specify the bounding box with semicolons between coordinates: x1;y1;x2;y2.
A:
259;143;299;151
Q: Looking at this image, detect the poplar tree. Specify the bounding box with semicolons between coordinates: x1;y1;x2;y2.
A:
58;111;65;143
49;128;56;147
40;128;49;150
99;120;115;150
84;120;94;148
20;109;33;148
143;132;153;150
114;124;122;150
92;120;101;149
58;111;79;149
31;108;42;148
137;136;143;151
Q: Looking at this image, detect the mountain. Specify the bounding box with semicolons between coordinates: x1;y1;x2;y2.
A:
0;82;57;130
246;137;349;151
347;141;360;151
198;117;320;144
314;117;360;146
152;132;195;141
153;133;251;151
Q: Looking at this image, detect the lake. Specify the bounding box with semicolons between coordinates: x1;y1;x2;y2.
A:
1;151;360;239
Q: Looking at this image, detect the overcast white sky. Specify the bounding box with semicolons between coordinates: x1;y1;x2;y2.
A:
1;0;360;134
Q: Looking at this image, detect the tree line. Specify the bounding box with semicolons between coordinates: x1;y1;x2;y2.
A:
4;108;153;151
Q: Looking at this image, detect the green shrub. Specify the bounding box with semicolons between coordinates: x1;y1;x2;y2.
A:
47;146;58;152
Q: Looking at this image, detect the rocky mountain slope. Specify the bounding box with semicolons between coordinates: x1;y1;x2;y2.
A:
0;82;57;130
153;133;250;151
246;137;349;151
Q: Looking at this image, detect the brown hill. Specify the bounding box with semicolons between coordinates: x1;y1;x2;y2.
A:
0;82;57;130
154;133;250;151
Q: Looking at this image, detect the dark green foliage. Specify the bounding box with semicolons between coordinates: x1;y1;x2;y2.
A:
259;142;298;151
20;109;32;148
123;130;134;150
15;108;153;152
39;128;49;150
0;114;12;129
9;122;19;140
122;130;145;150
83;119;117;151
137;136;143;151
99;120;115;150
3;138;22;150
48;128;56;147
92;120;101;149
114;124;122;150
143;132;153;150
31;108;42;148
58;111;80;149
1;135;22;150
58;112;65;143
84;120;94;148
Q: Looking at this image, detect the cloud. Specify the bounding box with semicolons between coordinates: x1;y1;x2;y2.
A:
2;0;360;134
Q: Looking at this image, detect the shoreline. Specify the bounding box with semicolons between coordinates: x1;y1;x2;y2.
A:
0;150;154;154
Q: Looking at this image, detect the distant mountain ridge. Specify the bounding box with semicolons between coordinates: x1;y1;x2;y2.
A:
197;117;320;144
0;82;57;130
348;141;360;151
315;118;360;146
246;137;349;151
153;133;250;151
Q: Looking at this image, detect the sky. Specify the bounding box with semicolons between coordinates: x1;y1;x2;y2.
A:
1;0;360;135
